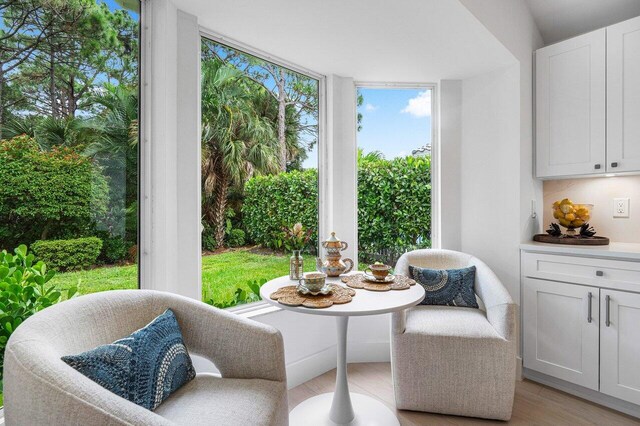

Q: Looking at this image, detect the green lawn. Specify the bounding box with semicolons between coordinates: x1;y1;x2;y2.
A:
48;248;316;305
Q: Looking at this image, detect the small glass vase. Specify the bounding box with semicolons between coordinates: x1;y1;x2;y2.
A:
290;250;304;280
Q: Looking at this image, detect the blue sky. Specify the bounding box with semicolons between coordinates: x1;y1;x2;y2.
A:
103;0;139;17
302;88;432;168
357;88;432;159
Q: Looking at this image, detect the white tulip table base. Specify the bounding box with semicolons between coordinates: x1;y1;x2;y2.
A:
289;393;400;426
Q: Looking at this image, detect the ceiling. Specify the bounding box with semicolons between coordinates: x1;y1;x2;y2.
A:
175;0;515;82
525;0;640;44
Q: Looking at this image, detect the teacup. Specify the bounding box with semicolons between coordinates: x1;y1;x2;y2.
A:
299;272;327;292
365;263;392;281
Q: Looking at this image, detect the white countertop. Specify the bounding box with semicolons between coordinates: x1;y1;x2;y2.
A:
520;241;640;261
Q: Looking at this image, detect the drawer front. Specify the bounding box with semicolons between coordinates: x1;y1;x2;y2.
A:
522;252;640;292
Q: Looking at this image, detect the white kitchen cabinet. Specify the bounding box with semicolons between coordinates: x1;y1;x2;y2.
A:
607;16;640;173
521;244;640;416
600;289;640;405
535;29;606;178
523;277;599;390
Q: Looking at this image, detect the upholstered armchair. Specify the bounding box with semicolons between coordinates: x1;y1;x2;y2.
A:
4;290;288;426
391;249;517;421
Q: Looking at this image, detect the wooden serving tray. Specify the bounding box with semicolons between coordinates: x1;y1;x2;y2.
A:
533;234;610;245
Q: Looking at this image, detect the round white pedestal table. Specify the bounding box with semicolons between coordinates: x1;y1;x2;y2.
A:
260;274;425;426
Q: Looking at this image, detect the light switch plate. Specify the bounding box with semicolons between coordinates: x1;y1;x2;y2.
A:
614;198;630;218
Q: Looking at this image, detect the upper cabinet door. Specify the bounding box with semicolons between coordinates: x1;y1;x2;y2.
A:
607;16;640;173
536;29;606;178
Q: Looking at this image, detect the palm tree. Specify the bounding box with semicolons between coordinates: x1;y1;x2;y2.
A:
2;115;99;150
82;84;139;241
201;58;280;247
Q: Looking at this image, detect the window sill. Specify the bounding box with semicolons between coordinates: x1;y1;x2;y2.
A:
228;301;282;319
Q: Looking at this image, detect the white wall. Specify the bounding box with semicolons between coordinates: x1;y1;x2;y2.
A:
459;0;545;245
460;65;521;300
457;0;543;363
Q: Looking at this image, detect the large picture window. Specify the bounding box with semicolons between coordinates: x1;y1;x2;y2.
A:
356;86;433;267
200;36;320;308
0;0;140;406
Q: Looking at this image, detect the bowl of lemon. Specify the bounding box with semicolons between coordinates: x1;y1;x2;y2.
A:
552;199;593;235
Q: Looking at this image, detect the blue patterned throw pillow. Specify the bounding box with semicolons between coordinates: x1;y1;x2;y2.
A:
62;309;196;411
409;265;479;308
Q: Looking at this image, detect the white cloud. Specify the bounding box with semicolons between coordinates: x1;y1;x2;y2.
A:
401;91;432;118
365;103;377;112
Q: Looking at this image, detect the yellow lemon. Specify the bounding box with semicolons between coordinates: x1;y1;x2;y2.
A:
573;219;585;227
560;204;574;214
560;198;573;205
553;209;563;219
565;213;576;221
559;218;571;227
575;207;589;218
553;201;561;209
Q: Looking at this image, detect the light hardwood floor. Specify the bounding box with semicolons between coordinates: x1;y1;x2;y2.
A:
288;363;640;425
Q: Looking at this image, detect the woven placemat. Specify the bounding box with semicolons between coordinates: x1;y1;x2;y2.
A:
269;284;356;309
341;274;416;292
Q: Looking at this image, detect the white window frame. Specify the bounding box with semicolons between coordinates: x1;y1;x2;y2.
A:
353;81;441;251
198;28;327;315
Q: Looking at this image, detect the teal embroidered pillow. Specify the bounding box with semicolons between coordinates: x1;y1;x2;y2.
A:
409;265;479;308
62;309;196;411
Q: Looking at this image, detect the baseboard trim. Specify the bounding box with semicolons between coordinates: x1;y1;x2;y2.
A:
285;340;391;389
523;368;640;419
286;345;337;389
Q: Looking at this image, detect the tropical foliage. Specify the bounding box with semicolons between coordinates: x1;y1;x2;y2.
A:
201;57;280;247
0;135;109;248
0;245;76;388
200;39;320;249
1;0;139;253
243;169;319;250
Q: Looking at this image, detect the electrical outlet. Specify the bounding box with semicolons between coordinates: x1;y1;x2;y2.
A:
613;198;630;218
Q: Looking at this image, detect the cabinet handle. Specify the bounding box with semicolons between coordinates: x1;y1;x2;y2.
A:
611;162;619;168
587;292;593;323
605;295;611;327
594;164;601;170
596;270;604;277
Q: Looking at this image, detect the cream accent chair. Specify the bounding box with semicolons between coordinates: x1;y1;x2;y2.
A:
391;249;516;421
4;290;288;426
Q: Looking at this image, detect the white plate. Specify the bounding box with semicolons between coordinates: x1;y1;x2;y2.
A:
363;273;396;283
297;284;333;296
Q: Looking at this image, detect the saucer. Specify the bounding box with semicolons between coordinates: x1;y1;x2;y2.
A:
297;283;333;296
363;273;395;283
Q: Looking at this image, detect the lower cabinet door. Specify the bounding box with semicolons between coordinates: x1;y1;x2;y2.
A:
600;289;640;405
523;278;599;390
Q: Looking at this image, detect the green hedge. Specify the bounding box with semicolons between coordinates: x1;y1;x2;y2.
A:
243;169;318;250
357;155;431;263
31;237;103;271
242;156;431;261
0;135;109;249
